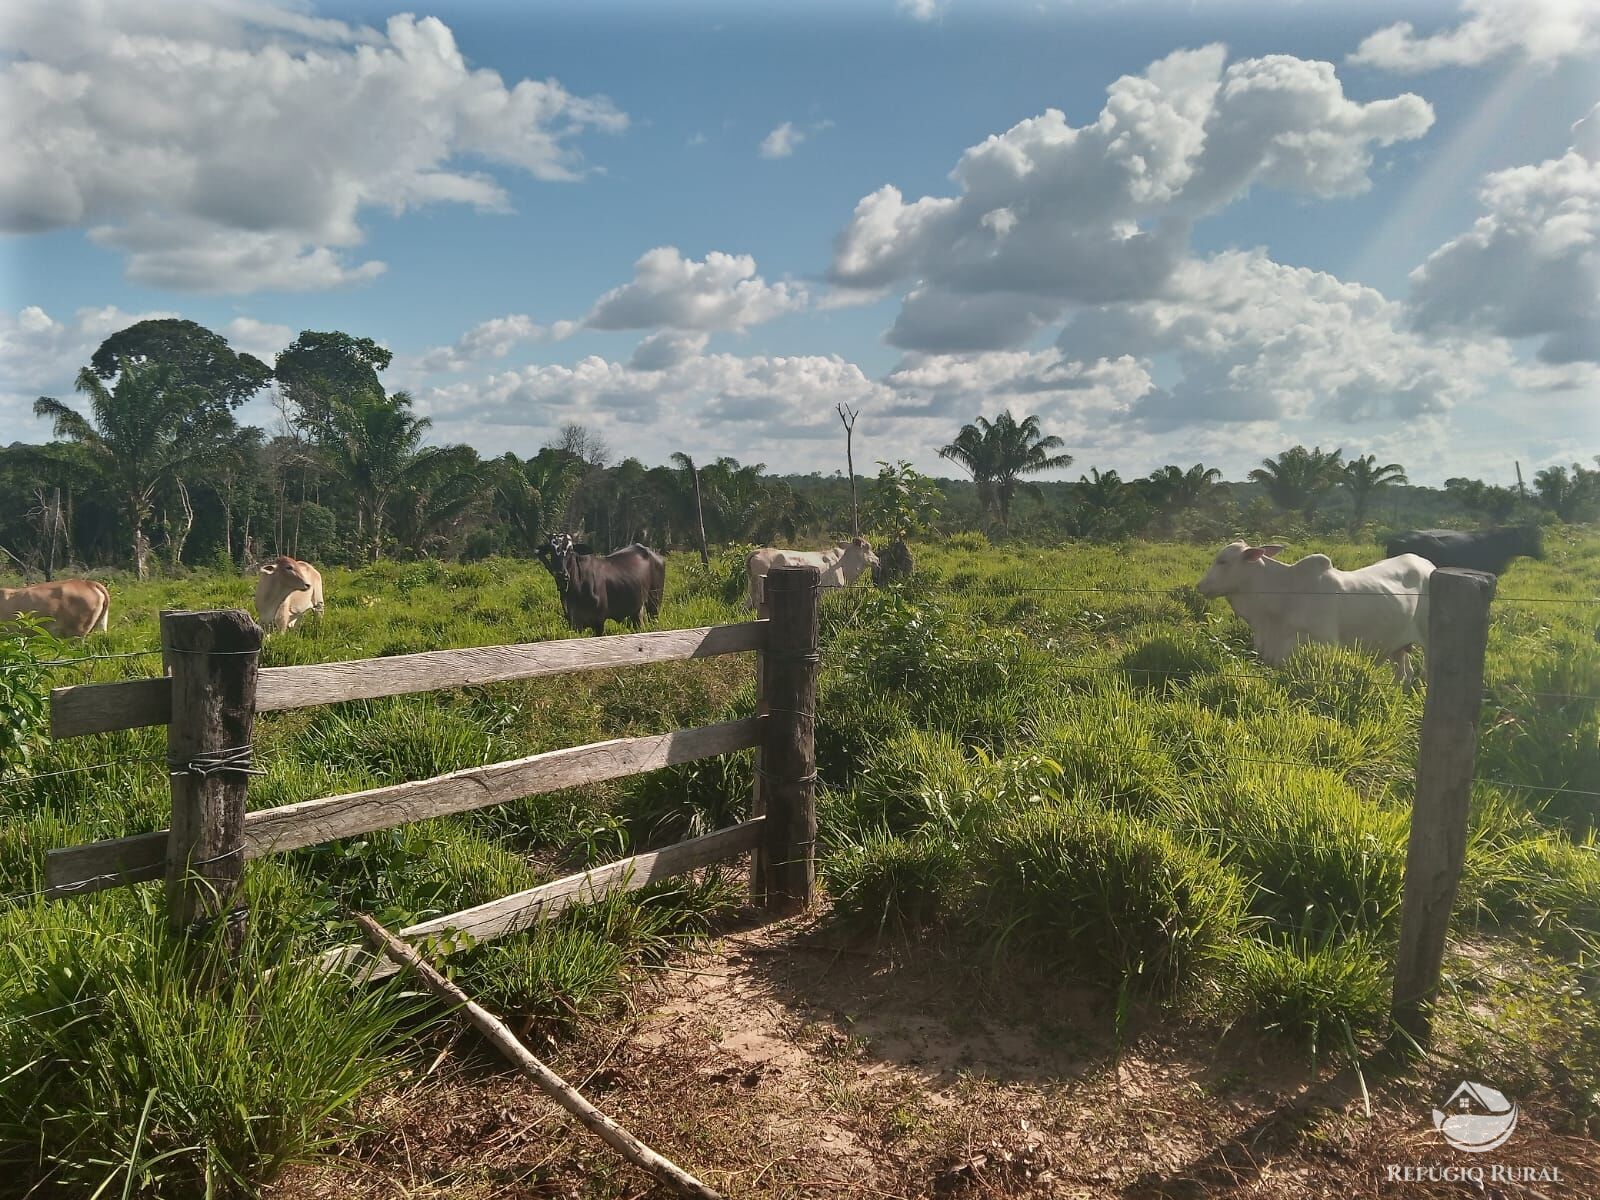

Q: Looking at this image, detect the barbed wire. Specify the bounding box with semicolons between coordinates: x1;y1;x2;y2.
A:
39;649;164;668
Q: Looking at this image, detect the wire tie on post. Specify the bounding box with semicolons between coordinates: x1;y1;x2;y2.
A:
167;745;264;779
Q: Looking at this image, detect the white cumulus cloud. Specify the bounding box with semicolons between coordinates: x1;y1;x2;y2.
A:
585;247;806;332
827;45;1433;350
0;1;626;293
896;0;946;23
1057;251;1509;430
1349;0;1600;72
760;122;804;159
1407;106;1600;364
416;314;575;373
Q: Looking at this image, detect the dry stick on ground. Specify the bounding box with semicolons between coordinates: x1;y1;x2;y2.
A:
352;912;723;1200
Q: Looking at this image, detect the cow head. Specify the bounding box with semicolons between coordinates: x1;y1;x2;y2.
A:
259;556;313;592
848;536;881;571
536;533;591;593
1522;524;1546;560
1196;541;1285;597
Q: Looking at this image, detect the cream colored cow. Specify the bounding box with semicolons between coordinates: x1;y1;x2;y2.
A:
0;579;110;637
254;556;324;632
745;536;879;610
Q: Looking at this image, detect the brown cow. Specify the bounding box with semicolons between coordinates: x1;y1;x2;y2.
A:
0;579;111;638
254;556;324;633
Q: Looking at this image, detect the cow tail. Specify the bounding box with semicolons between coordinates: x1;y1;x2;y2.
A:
91;581;111;632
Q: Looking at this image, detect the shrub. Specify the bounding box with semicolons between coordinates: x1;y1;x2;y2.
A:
978;801;1247;995
0;616;61;781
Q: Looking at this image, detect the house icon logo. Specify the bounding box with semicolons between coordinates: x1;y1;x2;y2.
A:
1433;1081;1519;1152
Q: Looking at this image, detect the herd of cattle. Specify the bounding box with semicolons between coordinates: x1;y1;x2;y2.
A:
0;525;1547;682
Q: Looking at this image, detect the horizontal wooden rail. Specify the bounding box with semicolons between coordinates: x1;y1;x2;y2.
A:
45;718;763;898
50;621;766;738
322;818;766;981
255;621;766;713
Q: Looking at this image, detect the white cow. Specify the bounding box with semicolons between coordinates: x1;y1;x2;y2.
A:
254;556;324;633
745;537;880;610
1195;542;1433;684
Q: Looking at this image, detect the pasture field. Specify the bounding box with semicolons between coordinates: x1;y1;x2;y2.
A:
1;531;1597;1196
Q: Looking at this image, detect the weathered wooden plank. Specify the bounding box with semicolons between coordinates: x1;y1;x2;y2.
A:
50;676;171;738
45;830;167;898
46;719;763;896
47;622;764;738
324;818;764;980
255;622;765;712
245;718;761;855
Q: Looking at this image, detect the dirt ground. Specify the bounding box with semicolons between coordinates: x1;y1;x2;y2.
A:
277;909;1600;1199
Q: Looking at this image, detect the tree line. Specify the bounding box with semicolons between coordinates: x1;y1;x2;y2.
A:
1;319;1594;578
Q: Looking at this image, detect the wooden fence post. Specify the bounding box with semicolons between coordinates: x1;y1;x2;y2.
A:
1391;568;1496;1050
163;609;262;949
748;586;771;904
752;565;820;912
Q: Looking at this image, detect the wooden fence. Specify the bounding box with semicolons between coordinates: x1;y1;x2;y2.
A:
42;564;823;977
36;561;1496;1049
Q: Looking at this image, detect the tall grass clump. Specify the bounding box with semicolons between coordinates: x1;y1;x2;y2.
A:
823;829;972;940
1219;933;1390;1051
1117;629;1232;691
1274;641;1407;728
977;800;1247;995
1175;765;1409;936
0;901;419;1198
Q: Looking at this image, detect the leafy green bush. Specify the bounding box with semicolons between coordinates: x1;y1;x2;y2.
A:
0;616;61;781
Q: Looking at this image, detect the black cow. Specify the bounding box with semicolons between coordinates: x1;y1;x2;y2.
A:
1384;525;1544;576
535;533;665;636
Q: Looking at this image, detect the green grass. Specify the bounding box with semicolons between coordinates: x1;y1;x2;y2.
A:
3;527;1599;1188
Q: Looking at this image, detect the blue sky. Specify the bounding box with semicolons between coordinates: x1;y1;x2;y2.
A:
2;0;1596;484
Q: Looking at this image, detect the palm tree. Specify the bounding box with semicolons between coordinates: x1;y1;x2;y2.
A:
1146;463;1223;517
313;389;437;560
1248;445;1346;520
34;364;235;577
388;444;489;557
939;412;1073;533
670;452;711;565
1342;454;1408;530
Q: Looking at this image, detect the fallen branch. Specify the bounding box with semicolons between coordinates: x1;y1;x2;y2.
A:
353;911;722;1200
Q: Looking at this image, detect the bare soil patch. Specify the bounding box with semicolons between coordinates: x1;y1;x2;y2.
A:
275;909;1600;1199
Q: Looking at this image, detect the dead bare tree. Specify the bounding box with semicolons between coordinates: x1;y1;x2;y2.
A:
837;402;860;538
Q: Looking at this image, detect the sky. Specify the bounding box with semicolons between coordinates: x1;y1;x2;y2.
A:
1;0;1596;485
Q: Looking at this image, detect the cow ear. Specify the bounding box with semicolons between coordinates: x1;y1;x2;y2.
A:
1243;544;1285;562
259;562;276;574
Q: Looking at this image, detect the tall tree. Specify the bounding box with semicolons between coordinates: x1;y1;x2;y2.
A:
1534;460;1600;523
938;411;1072;533
274;330;392;438
1248;445;1346;520
1342;454;1408;529
388;444;489;557
34;365;235;577
90;319;271;421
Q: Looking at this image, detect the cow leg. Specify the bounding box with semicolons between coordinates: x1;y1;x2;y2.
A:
1391;645;1417;688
